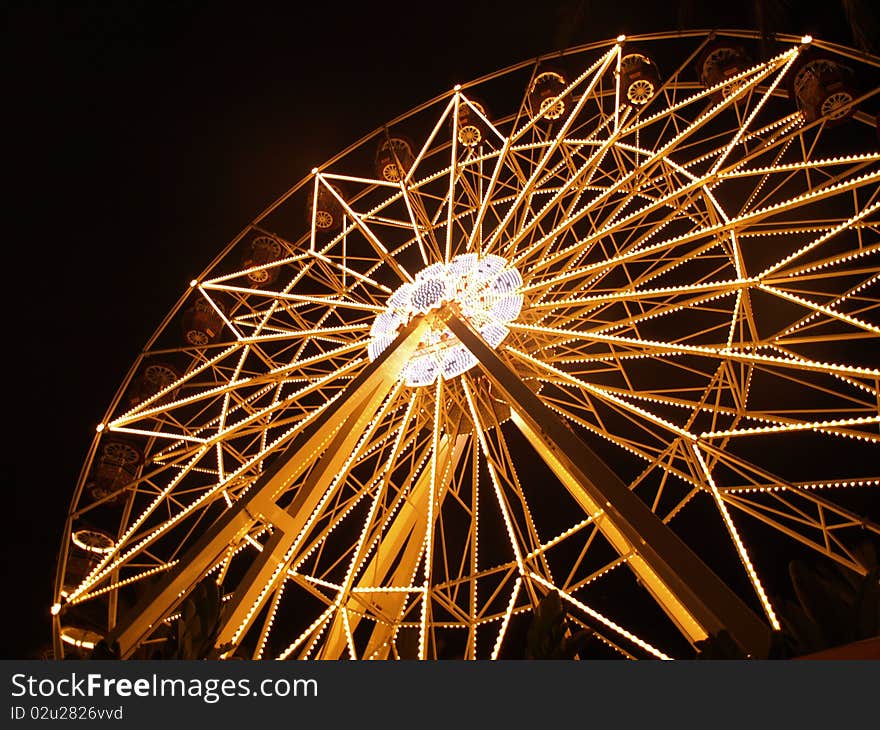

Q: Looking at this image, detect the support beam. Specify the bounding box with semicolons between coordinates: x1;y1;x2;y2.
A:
444;309;771;657
320;434;469;659
106;316;429;657
212;380;398;653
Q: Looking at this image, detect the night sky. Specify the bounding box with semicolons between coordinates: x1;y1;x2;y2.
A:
4;1;872;658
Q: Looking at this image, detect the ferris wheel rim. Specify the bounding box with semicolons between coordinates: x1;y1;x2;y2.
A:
56;28;880;659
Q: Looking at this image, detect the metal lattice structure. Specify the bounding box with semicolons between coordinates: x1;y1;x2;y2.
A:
55;30;880;660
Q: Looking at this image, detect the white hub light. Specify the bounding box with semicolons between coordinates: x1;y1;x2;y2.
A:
369;254;523;386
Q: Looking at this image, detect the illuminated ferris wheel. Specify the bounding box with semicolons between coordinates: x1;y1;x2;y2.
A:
55;30;880;660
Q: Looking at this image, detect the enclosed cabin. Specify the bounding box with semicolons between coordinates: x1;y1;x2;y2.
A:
62;530;111;596
375;135;416;183
528;66;568;120
126;361;181;408
789;53;857;124
241;235;284;286
619;53;660;106
308;182;346;232
182;297;226;346
455;97;491;148
696;39;752;101
86;438;143;504
59;528;116;656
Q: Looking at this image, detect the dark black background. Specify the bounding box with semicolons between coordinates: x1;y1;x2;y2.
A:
3;659;878;728
2;0;870;658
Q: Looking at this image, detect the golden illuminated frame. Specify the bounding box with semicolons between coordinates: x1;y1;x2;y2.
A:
55;30;880;660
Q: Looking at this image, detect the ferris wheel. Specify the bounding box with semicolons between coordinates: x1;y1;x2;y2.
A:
54;30;880;660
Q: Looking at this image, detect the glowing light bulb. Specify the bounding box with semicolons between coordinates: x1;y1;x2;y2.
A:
411;278;446;313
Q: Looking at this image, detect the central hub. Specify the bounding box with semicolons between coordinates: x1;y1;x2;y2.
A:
368;253;523;387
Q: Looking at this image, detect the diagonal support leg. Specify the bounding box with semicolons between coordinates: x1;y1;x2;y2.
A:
212;380;401;654
106;317;429;658
445;310;771;657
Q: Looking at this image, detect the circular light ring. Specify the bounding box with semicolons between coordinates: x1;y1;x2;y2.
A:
822;91;854;119
143;363;178;387
458;125;482;146
315;210;335;229
101;441;141;465
627;79;655;104
370;253;523;386
71;529;115;555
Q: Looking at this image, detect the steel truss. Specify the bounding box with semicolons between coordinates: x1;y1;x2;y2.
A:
55;30;880;659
